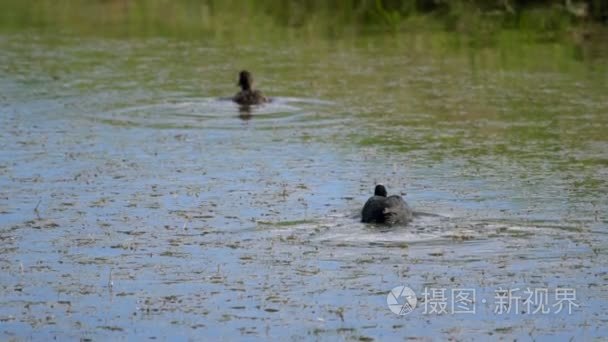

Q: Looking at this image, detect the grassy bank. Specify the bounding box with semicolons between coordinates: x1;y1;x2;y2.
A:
0;0;606;40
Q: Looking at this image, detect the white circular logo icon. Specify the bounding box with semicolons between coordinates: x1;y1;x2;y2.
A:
387;286;417;315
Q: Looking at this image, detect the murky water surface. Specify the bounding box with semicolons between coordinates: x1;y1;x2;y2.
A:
1;30;607;340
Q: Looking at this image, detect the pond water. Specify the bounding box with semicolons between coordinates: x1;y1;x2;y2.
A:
1;23;608;340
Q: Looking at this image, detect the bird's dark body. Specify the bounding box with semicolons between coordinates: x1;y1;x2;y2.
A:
361;185;413;225
233;89;268;105
232;70;269;105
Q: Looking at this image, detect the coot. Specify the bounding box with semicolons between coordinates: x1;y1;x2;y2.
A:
361;184;413;225
232;70;269;105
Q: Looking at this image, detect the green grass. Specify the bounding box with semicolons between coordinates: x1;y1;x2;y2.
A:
0;0;604;40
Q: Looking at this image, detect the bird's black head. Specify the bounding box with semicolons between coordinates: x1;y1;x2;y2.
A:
238;70;253;91
374;184;387;197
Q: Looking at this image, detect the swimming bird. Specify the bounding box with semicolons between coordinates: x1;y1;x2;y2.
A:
232;70;269;105
361;184;413;225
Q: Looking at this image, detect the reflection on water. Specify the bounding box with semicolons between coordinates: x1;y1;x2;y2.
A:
238;105;253;121
0;15;607;342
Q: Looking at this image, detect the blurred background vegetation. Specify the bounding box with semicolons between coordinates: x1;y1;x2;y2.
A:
0;0;606;40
